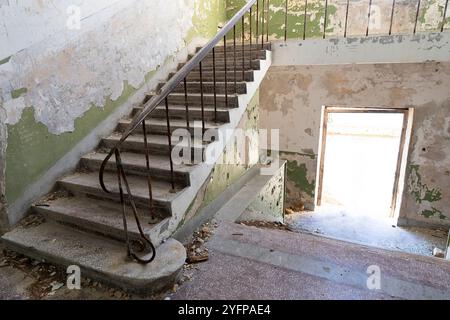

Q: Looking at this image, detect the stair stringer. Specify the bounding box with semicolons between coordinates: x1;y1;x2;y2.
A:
155;50;272;246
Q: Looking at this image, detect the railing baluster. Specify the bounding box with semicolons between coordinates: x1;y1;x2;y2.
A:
262;0;265;49
242;15;245;80
366;0;372;36
344;0;349;37
389;0;396;35
212;47;217;122
233;25;237;96
266;0;270;42
223;36;228;108
414;0;421;34
115;150;131;257
303;0;308;40
250;6;253;63
441;0;449;32
199;61;206;133
164;97;175;191
256;0;260;46
115;149;156;263
323;0;328;39
142;119;156;223
284;0;288;41
183;78;190;129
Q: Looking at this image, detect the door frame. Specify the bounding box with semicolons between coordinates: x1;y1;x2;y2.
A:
314;106;412;219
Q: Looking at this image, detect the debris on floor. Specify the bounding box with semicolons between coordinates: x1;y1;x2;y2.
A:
239;220;292;232
185;221;217;264
432;247;445;258
163;221;219;299
285;198;305;215
2;247;68;299
0;245;149;300
19;214;46;228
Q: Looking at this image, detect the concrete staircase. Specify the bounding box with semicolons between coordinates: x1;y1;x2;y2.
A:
1;43;271;293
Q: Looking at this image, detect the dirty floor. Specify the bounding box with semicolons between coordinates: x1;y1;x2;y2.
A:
285;205;448;257
171;221;450;300
2;220;449;300
0;242;165;300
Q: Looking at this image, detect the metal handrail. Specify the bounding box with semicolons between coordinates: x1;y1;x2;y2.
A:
99;0;264;264
99;0;258;192
99;0;449;264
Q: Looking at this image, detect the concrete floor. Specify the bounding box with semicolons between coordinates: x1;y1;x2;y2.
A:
2;220;449;300
285;205;448;257
0;243;161;300
171;221;450;300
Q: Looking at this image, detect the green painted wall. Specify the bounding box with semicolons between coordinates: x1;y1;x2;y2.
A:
4;0;227;206
226;0;450;40
187;0;227;42
408;164;446;221
226;0;337;40
5;82;135;203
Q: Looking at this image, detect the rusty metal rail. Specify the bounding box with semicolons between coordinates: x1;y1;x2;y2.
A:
100;0;264;264
100;0;448;264
282;0;448;41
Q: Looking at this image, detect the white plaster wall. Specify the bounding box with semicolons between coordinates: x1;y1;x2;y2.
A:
0;0;126;59
260;61;450;227
0;0;199;134
272;32;450;66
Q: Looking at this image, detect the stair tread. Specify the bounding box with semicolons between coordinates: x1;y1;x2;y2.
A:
1;220;185;292
59;171;182;202
33;196;166;236
83;151;194;173
195;58;260;63
137;105;230;113
166;81;246;84
119;118;223;129
165;92;237;98
201;43;271;51
104;132;205;146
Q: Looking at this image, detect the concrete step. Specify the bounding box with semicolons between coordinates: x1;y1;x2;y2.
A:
58;171;182;213
81;151;192;186
148;93;239;108
158;81;247;95
182;70;254;82
189;59;260;71
117;118;222;136
101;132;205;160
131;105;230;123
193;49;267;61
1;220;185;293
33;196;170;246
199;42;271;53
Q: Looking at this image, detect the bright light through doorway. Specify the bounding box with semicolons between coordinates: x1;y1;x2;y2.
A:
320;111;404;218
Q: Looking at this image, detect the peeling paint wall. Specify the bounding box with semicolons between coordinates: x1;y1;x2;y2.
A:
260;61;450;227
239;161;286;223
226;0;449;40
0;0;227;225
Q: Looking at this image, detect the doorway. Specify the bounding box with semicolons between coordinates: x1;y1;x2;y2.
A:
316;107;408;219
285;106;449;257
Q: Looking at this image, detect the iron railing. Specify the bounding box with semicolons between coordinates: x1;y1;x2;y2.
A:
99;0;267;264
278;0;449;41
101;0;449;264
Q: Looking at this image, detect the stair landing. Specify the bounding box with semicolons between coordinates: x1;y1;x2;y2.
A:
2;218;186;293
